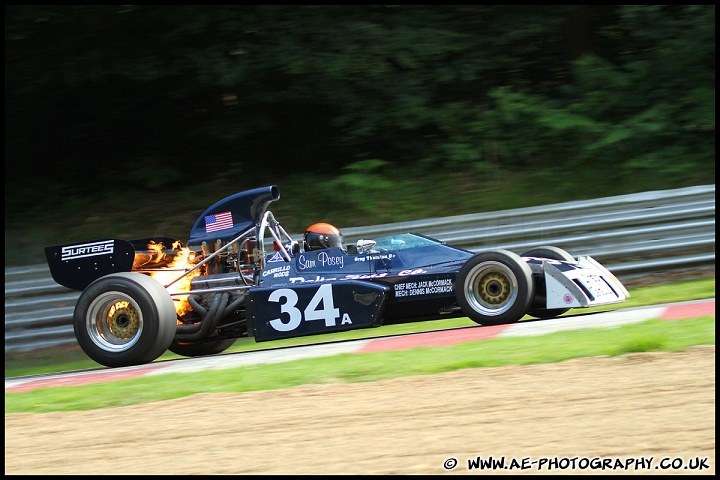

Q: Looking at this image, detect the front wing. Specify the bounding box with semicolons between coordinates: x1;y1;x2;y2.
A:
542;256;630;309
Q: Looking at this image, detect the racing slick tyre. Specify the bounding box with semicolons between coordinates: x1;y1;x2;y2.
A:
456;250;534;326
521;246;575;319
73;272;177;368
169;338;237;357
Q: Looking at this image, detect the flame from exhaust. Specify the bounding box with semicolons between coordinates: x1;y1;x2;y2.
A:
145;240;200;316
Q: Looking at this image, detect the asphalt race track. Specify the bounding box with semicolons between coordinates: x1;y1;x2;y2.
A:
5;299;714;393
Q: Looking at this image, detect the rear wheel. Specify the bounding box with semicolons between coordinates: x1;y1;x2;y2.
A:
73;272;177;368
522;246;575;319
456;250;534;326
169;338;237;357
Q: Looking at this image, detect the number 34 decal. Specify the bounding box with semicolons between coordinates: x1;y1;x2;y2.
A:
268;284;352;331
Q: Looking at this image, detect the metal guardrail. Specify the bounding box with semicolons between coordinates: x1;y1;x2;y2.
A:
5;184;715;353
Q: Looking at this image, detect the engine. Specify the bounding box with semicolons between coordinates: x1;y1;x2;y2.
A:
131;235;260;342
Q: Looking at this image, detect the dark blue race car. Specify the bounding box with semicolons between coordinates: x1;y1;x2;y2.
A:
45;185;630;368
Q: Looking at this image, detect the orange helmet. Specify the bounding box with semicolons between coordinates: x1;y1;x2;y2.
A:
304;223;345;251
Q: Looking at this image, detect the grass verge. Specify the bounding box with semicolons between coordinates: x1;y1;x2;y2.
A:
4;315;715;413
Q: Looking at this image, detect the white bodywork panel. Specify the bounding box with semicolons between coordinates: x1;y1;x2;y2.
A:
542;256;630;309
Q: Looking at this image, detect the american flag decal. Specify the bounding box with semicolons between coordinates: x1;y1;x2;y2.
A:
205;211;234;233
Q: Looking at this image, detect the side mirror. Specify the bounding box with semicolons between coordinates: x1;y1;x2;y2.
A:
356;239;377;254
290;241;301;255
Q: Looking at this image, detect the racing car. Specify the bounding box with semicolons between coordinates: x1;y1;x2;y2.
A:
45;185;630;368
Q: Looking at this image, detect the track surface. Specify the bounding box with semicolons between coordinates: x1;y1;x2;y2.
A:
5;299;714;393
5;345;715;474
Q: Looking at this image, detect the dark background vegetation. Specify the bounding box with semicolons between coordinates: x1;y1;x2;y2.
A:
5;5;715;267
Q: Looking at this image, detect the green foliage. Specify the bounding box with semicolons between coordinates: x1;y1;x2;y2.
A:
6;6;715;177
323;159;394;211
5;5;715;263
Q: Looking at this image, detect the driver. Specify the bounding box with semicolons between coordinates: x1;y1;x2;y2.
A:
303;223;345;251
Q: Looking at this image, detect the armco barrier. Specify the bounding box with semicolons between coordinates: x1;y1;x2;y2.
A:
4;185;715;353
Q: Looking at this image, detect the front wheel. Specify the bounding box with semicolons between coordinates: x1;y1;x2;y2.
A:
169;338;237;357
456;250;534;326
73;272;177;368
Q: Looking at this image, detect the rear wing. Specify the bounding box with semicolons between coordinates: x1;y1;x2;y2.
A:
45;239;136;291
44;236;182;291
